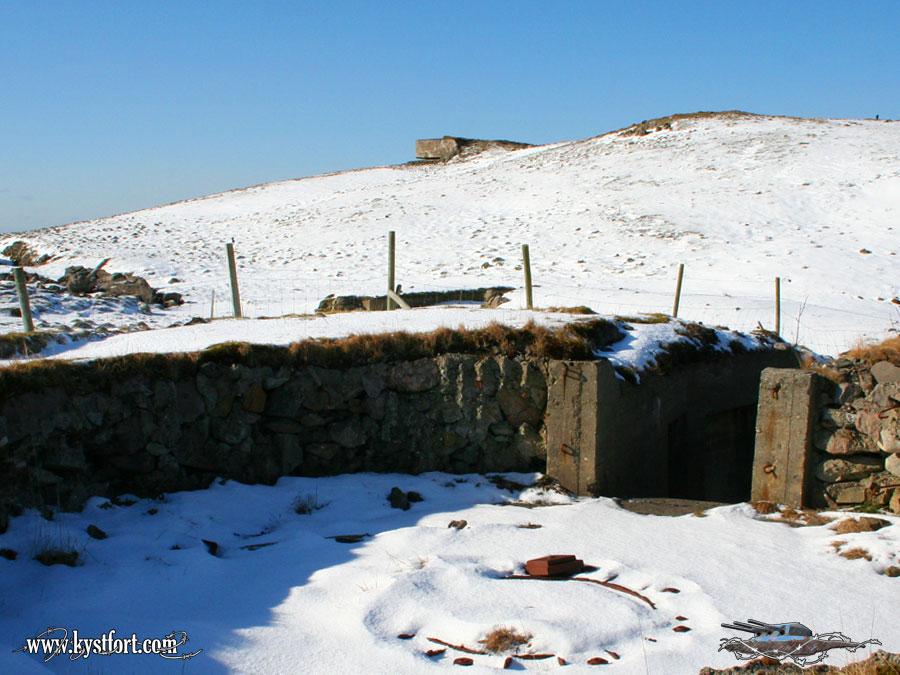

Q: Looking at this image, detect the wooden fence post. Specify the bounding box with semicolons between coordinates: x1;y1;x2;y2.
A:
226;242;242;318
13;267;34;333
775;276;781;337
672;263;684;318
387;231;396;310
210;289;216;320
522;244;533;310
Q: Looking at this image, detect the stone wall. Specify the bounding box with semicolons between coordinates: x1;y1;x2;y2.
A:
751;361;900;512
0;354;548;512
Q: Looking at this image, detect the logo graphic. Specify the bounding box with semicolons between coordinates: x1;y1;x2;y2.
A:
719;618;881;666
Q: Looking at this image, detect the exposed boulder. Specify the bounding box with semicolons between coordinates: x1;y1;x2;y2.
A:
58;265;183;307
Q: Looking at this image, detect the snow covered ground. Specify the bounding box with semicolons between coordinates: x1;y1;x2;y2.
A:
1;473;896;673
1;113;898;673
2;112;899;359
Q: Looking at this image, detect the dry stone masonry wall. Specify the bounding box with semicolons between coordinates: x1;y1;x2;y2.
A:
751;360;900;513
815;359;900;511
0;354;548;512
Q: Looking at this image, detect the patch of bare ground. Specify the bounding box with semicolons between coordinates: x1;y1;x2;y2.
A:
698;649;900;673
749;501;834;527
617;111;761;137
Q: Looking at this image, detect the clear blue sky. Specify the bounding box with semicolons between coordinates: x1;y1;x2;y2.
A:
1;0;898;234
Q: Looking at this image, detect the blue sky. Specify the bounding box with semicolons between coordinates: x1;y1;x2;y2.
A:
1;0;898;234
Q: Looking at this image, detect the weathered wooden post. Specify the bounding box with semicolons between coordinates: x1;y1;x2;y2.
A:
13;267;34;333
226;242;242;318
210;289;216;320
775;276;781;337
522;244;533;310
387;231;396;310
672;263;684;318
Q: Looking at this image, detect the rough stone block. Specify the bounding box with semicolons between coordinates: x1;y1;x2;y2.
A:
242;384;267;413
819;406;855;429
826;427;878;455
872;360;900;384
886;453;900;478
815;456;883;482
825;482;867;504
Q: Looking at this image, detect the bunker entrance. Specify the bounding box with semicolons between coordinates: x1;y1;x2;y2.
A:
666;405;758;503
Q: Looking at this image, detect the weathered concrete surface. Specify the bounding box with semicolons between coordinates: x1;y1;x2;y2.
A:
751;369;827;507
548;348;798;501
415;138;459;160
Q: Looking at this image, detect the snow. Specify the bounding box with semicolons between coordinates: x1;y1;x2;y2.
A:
2;113;899;359
1;113;899;672
1;474;896;673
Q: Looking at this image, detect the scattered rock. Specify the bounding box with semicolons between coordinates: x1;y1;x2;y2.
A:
330;534;370;544
57;264;183;307
201;539;219;556
0;548;17;560
587;656;609;665
833;516;891;534
388;487;410;510
453;657;473;666
884;566;900;577
407;491;424;503
86;524;107;540
672;625;691;632
35;549;79;566
448;520;468;530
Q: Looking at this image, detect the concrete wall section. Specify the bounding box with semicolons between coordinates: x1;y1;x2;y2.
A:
546;348;798;500
750;369;823;507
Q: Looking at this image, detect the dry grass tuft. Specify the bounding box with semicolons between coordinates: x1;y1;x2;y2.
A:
0;320;624;405
838;652;900;674
542;306;598;315
617;110;759;137
34;548;80;566
480;625;532;654
750;500;779;515
614;313;671;324
840;547;873;561
845;336;900;366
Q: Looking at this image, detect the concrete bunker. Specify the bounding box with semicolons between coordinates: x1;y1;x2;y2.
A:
545;348;799;502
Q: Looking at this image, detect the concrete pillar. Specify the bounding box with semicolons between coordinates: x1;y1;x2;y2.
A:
751;368;825;507
546;360;624;496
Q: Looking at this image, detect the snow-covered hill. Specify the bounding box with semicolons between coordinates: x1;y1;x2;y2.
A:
2;111;899;357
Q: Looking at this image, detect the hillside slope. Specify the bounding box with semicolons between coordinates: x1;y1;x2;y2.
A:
2;112;899;356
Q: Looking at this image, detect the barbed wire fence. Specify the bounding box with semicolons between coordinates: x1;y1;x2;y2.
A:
4;230;898;357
